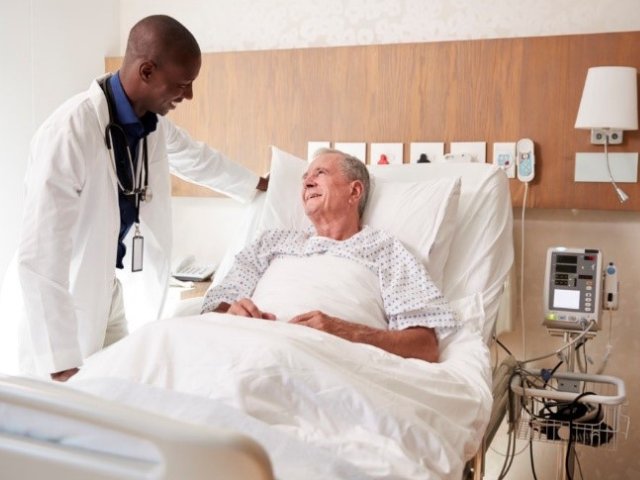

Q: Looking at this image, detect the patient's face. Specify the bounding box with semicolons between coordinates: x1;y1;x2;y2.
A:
302;154;355;222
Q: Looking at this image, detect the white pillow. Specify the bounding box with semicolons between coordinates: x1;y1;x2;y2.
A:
362;177;460;290
258;147;461;289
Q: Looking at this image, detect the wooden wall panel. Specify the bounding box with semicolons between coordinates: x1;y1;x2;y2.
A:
106;31;640;210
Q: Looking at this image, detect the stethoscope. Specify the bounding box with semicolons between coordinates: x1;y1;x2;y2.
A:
100;78;152;204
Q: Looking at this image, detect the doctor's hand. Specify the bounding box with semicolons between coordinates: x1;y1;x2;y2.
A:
218;298;276;320
50;367;79;382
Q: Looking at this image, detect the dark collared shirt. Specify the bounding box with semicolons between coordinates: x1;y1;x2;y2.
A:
108;73;158;269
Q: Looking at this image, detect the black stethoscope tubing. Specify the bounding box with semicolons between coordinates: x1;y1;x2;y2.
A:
100;77;150;204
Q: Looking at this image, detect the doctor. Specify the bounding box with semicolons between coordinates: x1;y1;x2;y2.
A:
14;15;266;381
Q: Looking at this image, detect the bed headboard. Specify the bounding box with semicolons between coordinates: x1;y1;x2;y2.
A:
106;30;640;211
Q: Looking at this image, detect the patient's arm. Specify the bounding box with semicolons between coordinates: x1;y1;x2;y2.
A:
289;311;438;363
215;298;276;320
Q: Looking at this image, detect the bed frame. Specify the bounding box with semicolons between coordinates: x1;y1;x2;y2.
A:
466;354;518;479
0;374;274;480
0;356;517;480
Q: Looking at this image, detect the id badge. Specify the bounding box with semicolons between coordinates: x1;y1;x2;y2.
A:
132;234;144;272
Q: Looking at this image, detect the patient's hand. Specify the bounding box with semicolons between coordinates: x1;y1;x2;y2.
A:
50;367;79;382
289;311;356;338
219;298;276;320
290;311;439;363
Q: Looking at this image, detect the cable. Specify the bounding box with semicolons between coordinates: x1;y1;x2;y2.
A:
520;182;529;360
603;135;629;203
529;439;538;480
494;337;514;357
564;391;596;480
596;309;614;374
519;320;596;365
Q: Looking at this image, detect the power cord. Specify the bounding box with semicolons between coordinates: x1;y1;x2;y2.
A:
520;182;529;360
565;392;597;480
519;320;596;365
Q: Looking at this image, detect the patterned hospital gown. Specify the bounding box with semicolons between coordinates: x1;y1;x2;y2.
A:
201;226;460;338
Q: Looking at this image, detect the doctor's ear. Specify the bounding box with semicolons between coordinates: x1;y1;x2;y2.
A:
139;61;156;83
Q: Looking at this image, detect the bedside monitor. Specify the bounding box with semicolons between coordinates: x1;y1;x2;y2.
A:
543;247;602;331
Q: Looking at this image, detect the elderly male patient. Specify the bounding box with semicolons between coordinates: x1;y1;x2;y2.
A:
201;148;460;362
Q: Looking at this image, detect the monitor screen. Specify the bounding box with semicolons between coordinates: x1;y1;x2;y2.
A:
553;289;580;310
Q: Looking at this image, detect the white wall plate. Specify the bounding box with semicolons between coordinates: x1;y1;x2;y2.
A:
307;141;330;162
333;142;367;163
493;142;517;178
370;143;403;165
574;152;638;183
450;141;487;163
409;142;445;163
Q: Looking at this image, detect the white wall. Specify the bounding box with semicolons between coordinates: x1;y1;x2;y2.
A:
0;0;119;282
118;0;640;52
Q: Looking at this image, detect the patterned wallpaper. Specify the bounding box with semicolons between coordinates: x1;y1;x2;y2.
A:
120;0;640;53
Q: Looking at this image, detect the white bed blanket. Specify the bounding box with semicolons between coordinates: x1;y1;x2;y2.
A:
72;314;492;480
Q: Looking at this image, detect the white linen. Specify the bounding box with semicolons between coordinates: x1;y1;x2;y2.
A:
251;255;387;329
72;315;491;480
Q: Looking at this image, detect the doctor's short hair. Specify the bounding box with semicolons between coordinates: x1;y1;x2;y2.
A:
125;15;200;67
312;147;370;218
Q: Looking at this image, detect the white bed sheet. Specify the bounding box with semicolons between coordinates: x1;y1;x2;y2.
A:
71;313;491;480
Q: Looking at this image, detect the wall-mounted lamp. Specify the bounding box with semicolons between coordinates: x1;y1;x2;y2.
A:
575;66;638;202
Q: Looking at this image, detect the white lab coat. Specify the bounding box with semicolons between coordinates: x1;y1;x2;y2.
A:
5;74;259;376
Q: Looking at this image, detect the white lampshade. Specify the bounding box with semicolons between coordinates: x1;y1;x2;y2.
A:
575;66;638;130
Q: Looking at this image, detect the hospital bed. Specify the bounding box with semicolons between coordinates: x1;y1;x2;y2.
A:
0;148;514;480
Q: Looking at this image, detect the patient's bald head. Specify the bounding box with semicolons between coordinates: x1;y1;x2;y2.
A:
119;15;202;117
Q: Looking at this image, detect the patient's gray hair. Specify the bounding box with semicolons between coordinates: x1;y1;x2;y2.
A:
312;147;370;218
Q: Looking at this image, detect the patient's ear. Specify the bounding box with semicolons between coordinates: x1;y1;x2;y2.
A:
349;180;364;204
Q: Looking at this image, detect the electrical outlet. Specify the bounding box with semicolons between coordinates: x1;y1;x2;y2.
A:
590;129;623;145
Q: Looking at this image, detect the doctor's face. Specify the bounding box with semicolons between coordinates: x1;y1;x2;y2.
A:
144;55;201;116
302;154;360;222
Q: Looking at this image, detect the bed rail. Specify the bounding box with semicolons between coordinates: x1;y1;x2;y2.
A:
0;374;274;480
464;354;517;480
